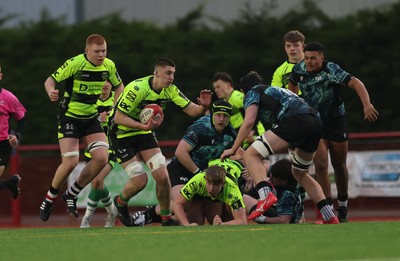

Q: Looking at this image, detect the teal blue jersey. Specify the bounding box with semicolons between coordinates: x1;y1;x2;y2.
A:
290;61;352;121
265;188;303;223
180;114;236;170
244;85;318;125
228;89;265;135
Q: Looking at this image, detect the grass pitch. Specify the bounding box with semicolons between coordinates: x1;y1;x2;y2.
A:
1;222;399;261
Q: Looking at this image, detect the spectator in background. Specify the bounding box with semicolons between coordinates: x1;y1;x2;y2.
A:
0;64;26;199
289;42;379;222
39;34;125;222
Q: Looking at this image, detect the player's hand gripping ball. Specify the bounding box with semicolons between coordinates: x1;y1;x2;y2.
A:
139;104;163;124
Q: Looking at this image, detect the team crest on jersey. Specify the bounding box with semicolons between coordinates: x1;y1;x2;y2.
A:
102;72;109;80
159;100;168;108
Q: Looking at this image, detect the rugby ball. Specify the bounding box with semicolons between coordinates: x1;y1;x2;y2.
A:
139;104;163;124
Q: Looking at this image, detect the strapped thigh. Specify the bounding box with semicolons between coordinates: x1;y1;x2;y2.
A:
251;135;274;158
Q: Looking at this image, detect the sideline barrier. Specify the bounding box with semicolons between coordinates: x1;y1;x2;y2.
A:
69;161;160;208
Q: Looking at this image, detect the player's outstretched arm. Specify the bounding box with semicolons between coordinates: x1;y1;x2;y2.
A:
348;77;379;122
183;89;212;117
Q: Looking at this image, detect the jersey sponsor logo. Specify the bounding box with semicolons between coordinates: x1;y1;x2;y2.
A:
314;76;323;82
182;188;192;198
126;90;137;102
189;181;197;191
119;99;131;111
79;84;89;91
60;61;68;70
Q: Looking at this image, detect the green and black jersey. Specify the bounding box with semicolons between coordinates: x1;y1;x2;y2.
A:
228;90;245;130
114;75;191;138
51;54;122;119
180;172;245;211
207;158;243;184
271;60;301;95
228;89;265;136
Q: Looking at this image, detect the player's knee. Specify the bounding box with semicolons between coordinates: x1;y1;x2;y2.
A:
250;135;274;158
61;151;79;158
88;141;109;153
61;151;79;170
125;161;146;179
290;152;313;172
146;152;166;172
